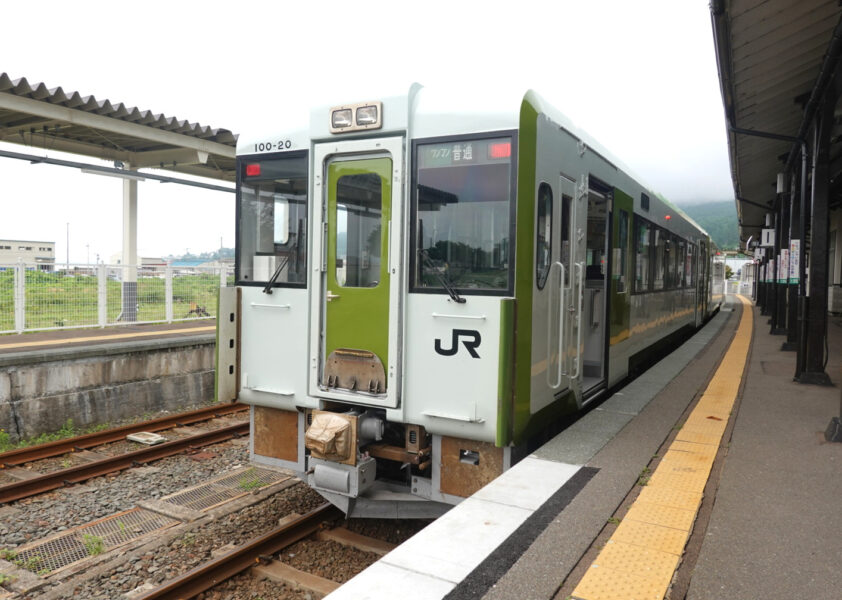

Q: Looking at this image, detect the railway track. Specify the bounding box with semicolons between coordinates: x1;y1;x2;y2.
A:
0;402;247;466
0;403;249;504
136;503;344;600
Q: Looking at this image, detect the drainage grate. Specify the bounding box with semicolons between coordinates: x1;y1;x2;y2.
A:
161;485;241;511
214;467;285;491
159;467;286;512
12;508;177;575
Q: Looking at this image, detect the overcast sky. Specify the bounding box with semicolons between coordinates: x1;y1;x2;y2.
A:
0;0;733;264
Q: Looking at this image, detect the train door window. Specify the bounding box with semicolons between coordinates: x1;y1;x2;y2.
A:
586;191;607;279
676;239;686;288
615;209;629;292
634;217;651;293
653;228;666;290
237;153;308;286
686;243;695;287
335;173;382;287
561;195;571;284
536;183;552;289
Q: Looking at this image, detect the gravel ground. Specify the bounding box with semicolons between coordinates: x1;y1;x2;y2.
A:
0;439;250;548
52;484;326;600
344;518;431;544
279;539;379;583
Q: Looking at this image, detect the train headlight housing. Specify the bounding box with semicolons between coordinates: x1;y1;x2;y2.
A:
329;101;383;133
356;105;378;126
331;109;353;129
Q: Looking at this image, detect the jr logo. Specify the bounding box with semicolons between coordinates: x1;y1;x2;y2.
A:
434;329;482;359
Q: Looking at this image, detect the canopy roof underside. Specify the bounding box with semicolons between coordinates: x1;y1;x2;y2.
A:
0;73;237;182
712;0;842;242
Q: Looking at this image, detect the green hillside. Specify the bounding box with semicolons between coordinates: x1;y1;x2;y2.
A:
678;201;740;250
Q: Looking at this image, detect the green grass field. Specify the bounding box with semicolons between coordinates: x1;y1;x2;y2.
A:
0;269;231;332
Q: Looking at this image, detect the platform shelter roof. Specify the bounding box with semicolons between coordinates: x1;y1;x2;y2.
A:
711;0;842;243
0;73;237;182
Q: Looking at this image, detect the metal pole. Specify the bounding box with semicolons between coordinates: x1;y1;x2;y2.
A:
796;143;809;379
798;101;832;385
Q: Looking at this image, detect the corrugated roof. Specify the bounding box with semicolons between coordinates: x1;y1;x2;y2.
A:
711;0;842;242
0;73;237;181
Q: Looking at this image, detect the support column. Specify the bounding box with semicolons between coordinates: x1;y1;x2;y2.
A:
121;171;138;322
797;101;832;385
758;250;767;312
767;211;778;323
796;142;811;380
784;170;801;351
773;175;789;334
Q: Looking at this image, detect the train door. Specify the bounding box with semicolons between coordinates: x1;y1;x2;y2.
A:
308;137;403;409
530;178;574;413
581;179;611;396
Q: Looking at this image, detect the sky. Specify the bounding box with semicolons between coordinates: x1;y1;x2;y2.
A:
0;0;733;264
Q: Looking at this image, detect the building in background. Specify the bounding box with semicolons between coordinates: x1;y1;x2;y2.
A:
0;240;55;270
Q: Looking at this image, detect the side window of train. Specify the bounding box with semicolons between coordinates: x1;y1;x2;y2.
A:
634;217;651;293
676;239;686;288
653;228;666;290
686;243;695;287
536;183;553;289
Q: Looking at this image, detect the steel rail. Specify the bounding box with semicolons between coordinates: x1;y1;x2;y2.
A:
136;503;342;600
0;402;247;467
0;422;249;503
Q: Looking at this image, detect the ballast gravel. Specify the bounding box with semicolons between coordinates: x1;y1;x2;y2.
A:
0;439;250;548
54;484;326;600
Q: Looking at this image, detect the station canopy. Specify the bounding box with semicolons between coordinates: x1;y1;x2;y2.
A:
0;72;236;182
711;0;842;243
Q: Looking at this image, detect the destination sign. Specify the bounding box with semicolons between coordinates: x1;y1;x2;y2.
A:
418;137;512;169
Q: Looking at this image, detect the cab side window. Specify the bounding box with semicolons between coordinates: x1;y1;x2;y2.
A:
536;183;553;289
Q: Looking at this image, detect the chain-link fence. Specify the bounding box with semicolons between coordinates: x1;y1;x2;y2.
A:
0;262;232;334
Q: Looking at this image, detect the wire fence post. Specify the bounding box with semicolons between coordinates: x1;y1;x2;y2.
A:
14;261;25;333
165;264;174;323
97;264;107;327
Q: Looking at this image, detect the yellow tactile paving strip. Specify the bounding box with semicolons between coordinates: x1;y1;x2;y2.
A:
0;325;216;350
571;296;752;600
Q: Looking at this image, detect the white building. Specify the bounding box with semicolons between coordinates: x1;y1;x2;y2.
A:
0;239;55;270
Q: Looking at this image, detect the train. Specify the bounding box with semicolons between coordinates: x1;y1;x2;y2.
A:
217;84;723;518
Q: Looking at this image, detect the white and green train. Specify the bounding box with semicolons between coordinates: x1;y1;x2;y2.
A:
221;85;722;517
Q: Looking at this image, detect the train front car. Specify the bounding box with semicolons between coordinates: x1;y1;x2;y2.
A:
230;85;717;518
233;86;520;518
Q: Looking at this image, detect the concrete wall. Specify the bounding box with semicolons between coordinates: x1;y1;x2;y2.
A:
0;336;215;442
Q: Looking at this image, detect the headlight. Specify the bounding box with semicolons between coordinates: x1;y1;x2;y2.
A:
356;105;378;126
329;101;383;133
331;109;353;129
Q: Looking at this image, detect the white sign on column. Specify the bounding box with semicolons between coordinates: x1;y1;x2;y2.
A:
779;249;789;283
789;239;800;283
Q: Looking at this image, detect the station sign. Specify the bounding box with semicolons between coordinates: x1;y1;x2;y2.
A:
761;228;775;247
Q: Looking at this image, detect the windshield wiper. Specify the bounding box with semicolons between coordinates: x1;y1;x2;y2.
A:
262;255;291;294
419;249;465;303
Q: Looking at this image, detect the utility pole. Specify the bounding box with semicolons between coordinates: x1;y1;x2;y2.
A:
66;222;69;271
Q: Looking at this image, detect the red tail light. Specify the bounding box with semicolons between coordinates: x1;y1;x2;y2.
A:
489;142;511;159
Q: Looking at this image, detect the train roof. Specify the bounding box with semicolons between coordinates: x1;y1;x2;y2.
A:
236;83;709;239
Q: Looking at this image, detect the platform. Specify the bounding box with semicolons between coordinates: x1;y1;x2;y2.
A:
0;320;214;366
327;295;842;599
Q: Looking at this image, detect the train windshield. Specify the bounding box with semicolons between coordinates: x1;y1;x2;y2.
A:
236;153;308;286
413;136;514;293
